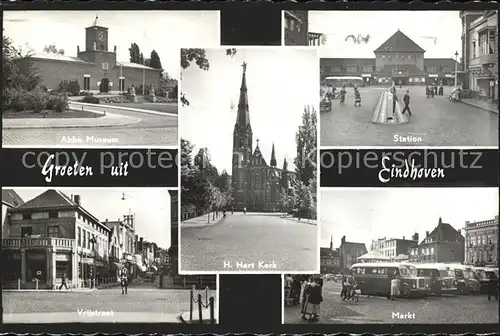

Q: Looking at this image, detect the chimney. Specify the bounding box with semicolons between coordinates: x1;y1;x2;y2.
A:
74;195;81;205
341;236;346;244
495;215;499;223
105;218;108;222
426;231;429;237
403;236;405;240
465;220;470;226
458;229;461;235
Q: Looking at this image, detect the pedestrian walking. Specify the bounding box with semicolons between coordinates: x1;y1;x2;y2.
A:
389;84;398;119
340;85;346;105
390;274;400;300
231;206;234;215
439;85;444;96
434;84;438;95
120;268;129;295
402;90;412;117
59;272;68;290
488;272;498;301
243;207;246;214
354;87;361;107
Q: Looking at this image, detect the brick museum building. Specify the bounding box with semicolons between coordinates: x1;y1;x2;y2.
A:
231;63;298;212
320;30;463;86
30;18;162;93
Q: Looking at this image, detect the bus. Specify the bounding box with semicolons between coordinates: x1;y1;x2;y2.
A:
413;263;457;294
446;264;481;294
350;262;432;298
324;76;364;89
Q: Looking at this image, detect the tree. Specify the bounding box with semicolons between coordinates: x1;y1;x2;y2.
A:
129;43;141;64
3;34;41;93
149;50;162;70
43;44;64;55
180;48;238;106
294;105;317;186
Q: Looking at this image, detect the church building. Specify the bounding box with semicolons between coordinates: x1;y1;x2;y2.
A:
231;63;297;212
321;30;463;86
30;16;162;93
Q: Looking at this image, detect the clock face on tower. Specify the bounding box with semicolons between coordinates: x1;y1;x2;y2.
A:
97;31;104;41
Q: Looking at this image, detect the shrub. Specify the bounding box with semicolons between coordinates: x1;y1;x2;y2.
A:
48;94;68;112
3;88;28;112
81;95;100;104
27;89;49;113
57;80;80;96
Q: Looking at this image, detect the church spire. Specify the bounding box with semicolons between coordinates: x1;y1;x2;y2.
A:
235;62;250;127
282;157;288;171
330;235;333;249
270;143;277;167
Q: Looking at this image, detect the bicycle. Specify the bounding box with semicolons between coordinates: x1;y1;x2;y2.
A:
341;285;360;303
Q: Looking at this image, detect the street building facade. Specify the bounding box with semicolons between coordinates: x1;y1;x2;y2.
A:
461;10;498;102
2;190;111;289
321;30;462;86
231;63;298;212
339;235;368;273
409;218;465;263
2;189;24;232
464;215;498;266
284;11;309;46
320;236;341;274
30;17;162;93
370;234;419;259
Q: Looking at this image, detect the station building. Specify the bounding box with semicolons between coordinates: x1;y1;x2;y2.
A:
320;30;463;86
30;18;162;93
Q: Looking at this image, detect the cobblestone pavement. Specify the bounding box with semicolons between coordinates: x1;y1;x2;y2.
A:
3;105;178;147
320;86;498;146
180;212;318;273
284;280;499;324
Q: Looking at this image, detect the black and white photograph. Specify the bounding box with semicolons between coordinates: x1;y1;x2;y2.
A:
284;10;498;146
2;188;218;324
179;47;319;273
2;10;220;147
283;188;499;324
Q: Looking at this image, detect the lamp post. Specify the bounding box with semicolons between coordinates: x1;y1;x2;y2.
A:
454;51;459;88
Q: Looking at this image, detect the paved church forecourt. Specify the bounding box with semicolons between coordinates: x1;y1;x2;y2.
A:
180;212;318;273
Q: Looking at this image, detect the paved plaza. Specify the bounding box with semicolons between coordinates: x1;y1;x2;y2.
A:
284;280;499;324
3;282;215;323
180;212;318;273
320;86;498;146
2;103;178;147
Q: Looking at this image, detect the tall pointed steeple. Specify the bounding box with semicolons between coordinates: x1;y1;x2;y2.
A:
270;143;277;167
236;62;250;127
330;235;333;249
282;157;288;171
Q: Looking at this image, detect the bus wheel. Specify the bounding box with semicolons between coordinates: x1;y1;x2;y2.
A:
401;288;410;298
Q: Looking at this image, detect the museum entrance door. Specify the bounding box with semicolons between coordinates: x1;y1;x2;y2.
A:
99;78;110;93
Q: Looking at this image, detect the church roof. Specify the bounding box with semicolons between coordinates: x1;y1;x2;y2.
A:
374;30;425;53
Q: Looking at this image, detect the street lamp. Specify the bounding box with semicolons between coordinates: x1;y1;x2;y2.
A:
454;51;459;88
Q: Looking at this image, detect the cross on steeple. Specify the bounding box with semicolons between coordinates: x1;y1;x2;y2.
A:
256;138;259;146
93;14;99;26
242;62;247;74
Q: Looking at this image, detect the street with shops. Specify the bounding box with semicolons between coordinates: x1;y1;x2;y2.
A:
3;279;215;323
180;212;318;273
284;279;499;324
320;85;498;146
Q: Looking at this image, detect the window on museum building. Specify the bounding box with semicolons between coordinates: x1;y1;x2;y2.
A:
83;76;90;91
48;226;59;238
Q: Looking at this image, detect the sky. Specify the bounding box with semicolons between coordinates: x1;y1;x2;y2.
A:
12;188;172;249
309;11;463;59
320;188;499;251
180;47;319;173
3;10;220;77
